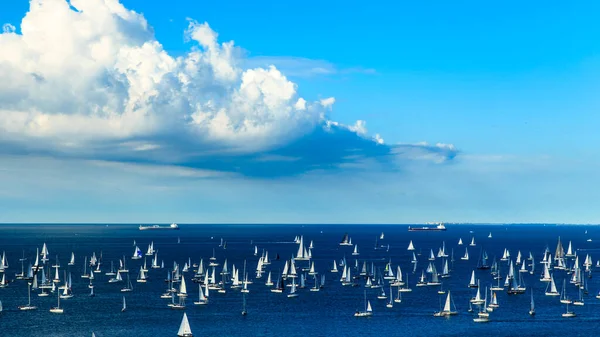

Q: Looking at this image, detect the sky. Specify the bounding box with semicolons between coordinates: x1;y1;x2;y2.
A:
0;0;599;224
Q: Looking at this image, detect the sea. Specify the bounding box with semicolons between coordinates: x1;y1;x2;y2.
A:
0;223;599;337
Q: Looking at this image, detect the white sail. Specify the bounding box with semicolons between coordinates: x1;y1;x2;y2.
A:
407;240;415;251
340;265;347;281
177;313;193;336
199;284;206;301
550;275;557;293
352;244;359;256
179;277;187;296
443;292;452;312
296;236;305;259
469;270;476;286
33;249;39;269
541;263;551;281
366;300;372;312
266;271;272;286
545;274;559;296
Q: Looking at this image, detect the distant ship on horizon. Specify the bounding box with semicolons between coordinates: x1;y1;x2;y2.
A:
139;223;180;231
408;222;446;232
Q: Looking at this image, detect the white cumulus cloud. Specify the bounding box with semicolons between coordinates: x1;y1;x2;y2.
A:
0;0;339;155
0;0;456;177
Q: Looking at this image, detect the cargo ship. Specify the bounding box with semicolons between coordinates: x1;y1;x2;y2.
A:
408;222;446;232
139;223;180;231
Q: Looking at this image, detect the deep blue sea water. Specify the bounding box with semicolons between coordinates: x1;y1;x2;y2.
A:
1;224;600;337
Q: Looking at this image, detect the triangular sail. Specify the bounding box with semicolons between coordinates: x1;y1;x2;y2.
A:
177;313;193;336
550;275;557;293
179;277;187;295
443;292;452;312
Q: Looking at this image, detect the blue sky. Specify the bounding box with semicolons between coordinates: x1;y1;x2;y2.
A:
0;0;599;223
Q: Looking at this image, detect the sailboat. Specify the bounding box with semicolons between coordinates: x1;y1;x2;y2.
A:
49;287;64;314
434;291;458;316
399;273;412;292
461;248;469;261
545;274;560;296
109;271;123;283
340;233;352;246
178;276;188;297
416;270;427;287
194;284;208;305
354;290;373;317
81;256;90;279
265;271;273;286
386;286;394;308
487;289;499;311
352;244;360;256
407;240;415;251
377;287;387;299
573;288;584;306
287;278;298;298
18;282;37;310
529;290;535;316
394;287;403;302
470;281;485;304
170;292;186;309
427;264;441;286
241;293;248;316
271;272;284;293
331;260;338;272
310;275;320;292
295;236;310;261
59;272;74;299
121;273;133;292
0;274;8;288
469;237;476;247
132;246;142;260
562;302;576;318
121;296;126;312
468;270;477;288
560;279;572;304
137;266;147;283
473;289;489;323
68;252;75;266
177;312;194;337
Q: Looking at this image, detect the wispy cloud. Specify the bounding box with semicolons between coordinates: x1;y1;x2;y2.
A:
244;56;377;78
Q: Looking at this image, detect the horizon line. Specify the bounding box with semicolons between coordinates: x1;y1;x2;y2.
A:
0;222;598;226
